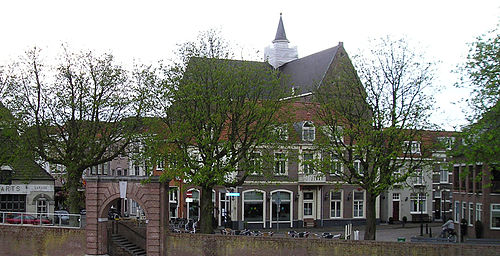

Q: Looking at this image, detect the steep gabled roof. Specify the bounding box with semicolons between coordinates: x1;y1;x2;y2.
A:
279;45;340;95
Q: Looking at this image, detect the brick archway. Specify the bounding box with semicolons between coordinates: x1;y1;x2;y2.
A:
85;176;168;256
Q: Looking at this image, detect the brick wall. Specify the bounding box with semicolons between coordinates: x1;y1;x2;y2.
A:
0;225;85;256
167;233;500;256
1;225;499;256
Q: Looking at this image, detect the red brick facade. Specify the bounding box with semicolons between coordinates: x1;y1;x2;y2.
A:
85;176;168;255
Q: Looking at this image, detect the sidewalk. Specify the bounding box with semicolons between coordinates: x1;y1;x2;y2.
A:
255;222;443;242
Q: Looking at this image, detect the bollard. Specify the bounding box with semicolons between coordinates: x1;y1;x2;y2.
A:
426;223;429;234
429;228;432;238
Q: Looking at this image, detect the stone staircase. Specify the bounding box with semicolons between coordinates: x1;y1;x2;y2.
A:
111;234;147;256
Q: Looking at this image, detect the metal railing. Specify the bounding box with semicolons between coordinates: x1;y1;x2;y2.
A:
0;211;82;228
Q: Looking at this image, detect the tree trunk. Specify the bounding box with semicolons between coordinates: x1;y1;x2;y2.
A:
364;192;377;240
66;168;84;214
200;186;214;234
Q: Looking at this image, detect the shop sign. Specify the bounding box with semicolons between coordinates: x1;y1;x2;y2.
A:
0;184;54;194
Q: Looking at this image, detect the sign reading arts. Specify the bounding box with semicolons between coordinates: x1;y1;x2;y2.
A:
0;185;54;194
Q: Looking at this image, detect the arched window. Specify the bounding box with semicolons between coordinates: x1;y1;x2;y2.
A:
270;190;292;227
302;121;315;142
37;198;47;216
243;190;265;226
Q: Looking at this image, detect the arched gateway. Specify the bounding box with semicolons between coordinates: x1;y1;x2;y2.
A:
85;176;169;256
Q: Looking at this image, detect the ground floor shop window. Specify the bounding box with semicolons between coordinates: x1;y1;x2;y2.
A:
271;191;291;223
187;189;200;221
219;192;230;226
491;204;500;229
0;194;26;212
243;190;264;223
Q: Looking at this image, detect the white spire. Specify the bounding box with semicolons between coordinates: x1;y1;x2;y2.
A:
264;14;298;69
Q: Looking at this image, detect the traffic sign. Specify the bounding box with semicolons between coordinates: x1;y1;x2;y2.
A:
186;191;193;198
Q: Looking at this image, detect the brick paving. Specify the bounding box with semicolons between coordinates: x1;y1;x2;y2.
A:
254;222;443;241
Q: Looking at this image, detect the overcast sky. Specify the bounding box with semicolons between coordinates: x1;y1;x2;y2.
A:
1;0;499;130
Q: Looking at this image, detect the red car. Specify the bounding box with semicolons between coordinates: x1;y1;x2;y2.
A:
6;214;51;225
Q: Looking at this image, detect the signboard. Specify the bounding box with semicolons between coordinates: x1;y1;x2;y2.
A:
185;198;194;203
186;191;193;198
0;185;54;194
226;192;240;197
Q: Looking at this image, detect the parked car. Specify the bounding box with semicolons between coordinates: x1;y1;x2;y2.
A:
54;210;70;225
79;209;86;215
6;214;51;225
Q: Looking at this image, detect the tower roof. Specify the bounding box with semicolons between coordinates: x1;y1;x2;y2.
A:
273;13;289;43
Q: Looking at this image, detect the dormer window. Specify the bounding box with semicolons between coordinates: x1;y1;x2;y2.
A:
302;121;315;142
404;141;421;154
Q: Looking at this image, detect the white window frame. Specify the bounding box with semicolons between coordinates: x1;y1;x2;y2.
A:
469;202;474;226
330;190;343;219
156;160;164;171
392;193;400;201
476;203;482;222
353;191;365;218
273;125;289;141
270;190;293;227
413;169;424;185
353;159;362;174
404;141;421;154
37;198;48;216
274;152;287;175
301;152;315;175
249;151;262;175
321;126;343;143
186;188;200;221
302;121;315;142
303;191;315;218
490;204;500;230
410;193;427;214
440;169;449;183
242;190;266;227
438;136;455;150
329;157;343;175
462;202;467;222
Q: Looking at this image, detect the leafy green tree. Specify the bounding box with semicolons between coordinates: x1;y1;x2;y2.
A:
458;27;499;165
2;47;149;213
146;30;289;233
312;37;436;240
